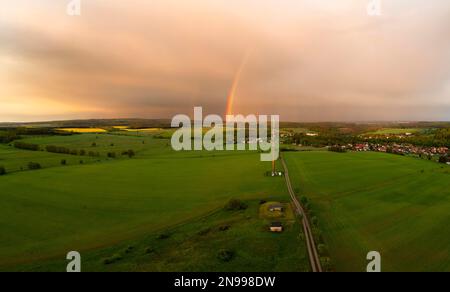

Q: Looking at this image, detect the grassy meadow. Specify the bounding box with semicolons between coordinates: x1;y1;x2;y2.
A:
284;151;450;272
10;199;308;272
0;132;308;271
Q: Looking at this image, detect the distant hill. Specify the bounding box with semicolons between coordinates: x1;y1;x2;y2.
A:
0;119;173;129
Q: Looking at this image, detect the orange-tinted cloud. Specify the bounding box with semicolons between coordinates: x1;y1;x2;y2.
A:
1;0;450;122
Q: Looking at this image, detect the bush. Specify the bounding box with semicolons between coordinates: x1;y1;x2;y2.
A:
439;156;448;164
225;199;248;211
145;247;155;254
312;227;323;243
88;151;100;157
317;244;328;256
300;196;309;205
79;149;86;156
217;249;235;262
320;257;333;272
157;232;171;240
124;246;134;254
0;166;6;175
218;225;231;231
311;216;319;226
197;228;211;236
102;254;122;265
61;159;67;166
122;149;136;158
107;152;116;158
27;162;41;170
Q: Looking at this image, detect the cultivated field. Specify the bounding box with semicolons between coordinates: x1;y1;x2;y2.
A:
57;128;107;133
284;151;450;272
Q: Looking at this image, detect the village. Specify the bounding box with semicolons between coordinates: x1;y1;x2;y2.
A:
347;142;449;155
348;142;449;158
279;128;450;163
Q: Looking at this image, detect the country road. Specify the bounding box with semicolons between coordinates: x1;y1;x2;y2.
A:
281;156;323;272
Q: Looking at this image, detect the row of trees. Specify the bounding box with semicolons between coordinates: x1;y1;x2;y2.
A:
0;162;43;176
0;128;74;145
14;142;40;151
14;141;136;159
45;145;103;157
27;162;42;170
300;195;333;272
46;145;79;155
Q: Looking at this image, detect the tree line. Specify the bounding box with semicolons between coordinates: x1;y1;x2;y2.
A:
13;142;136;159
0;162;42;176
14;141;40;151
45;145;102;157
0;128;74;145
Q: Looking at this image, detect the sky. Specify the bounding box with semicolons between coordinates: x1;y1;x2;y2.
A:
0;0;450;122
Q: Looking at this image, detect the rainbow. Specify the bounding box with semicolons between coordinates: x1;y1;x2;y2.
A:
225;51;251;117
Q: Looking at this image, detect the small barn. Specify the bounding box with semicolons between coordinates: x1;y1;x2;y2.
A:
270;222;283;232
269;204;284;212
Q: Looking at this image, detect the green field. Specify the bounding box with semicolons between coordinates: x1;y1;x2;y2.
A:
0;133;308;271
10;199;308;272
2;130;449;272
20;133;156;156
0;145;100;173
284;151;450;272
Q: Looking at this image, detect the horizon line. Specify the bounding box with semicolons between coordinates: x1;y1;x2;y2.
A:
1;118;450;125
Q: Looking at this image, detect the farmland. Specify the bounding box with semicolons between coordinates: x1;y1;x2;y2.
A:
0;132;308;271
1;123;450;272
57;128;107;133
284;151;450;272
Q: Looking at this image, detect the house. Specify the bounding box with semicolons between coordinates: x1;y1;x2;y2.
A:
269;204;284;212
270;222;283;232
